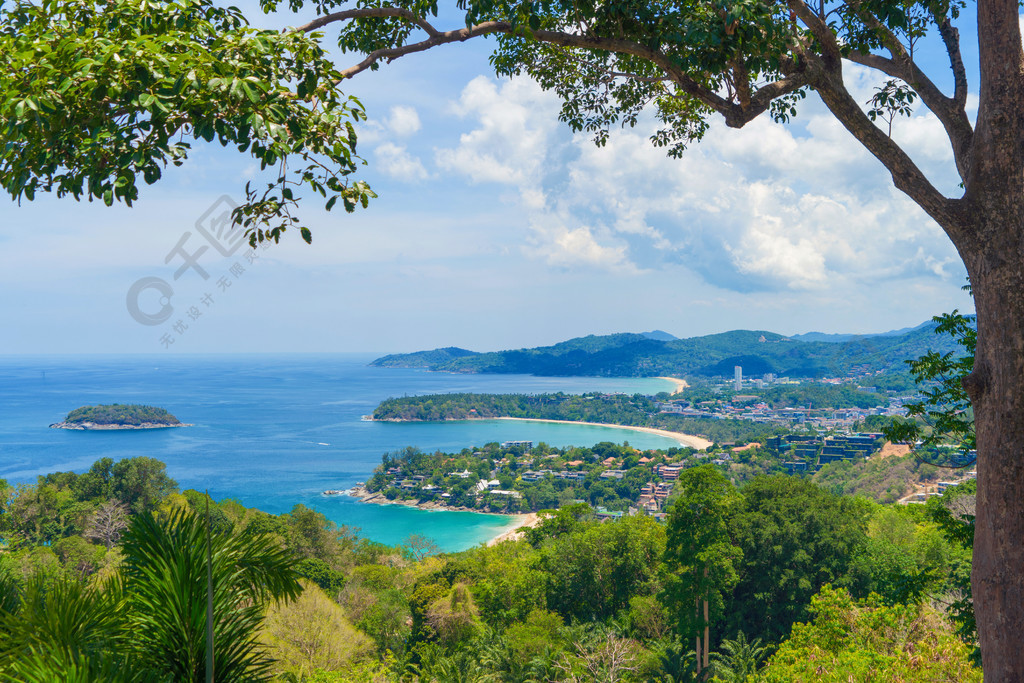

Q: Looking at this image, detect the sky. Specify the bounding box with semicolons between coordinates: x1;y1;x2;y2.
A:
0;6;981;355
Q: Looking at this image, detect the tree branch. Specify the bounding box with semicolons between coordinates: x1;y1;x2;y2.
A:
295;7;438;36
846;50;973;181
785;0;843;59
318;12;746;116
319;9;815;128
335;20;507;80
606;71;672;84
935;14;968;109
843;7;973;181
811;56;963;237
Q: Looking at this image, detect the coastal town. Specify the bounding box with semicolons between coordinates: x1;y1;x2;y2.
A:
656;364;914;430
349;418;975;519
356;356;982;519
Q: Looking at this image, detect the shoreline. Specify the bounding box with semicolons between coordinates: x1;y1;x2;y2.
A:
348;484;538;546
371;414;712;449
349;485;530;527
49;422;192;430
487;512;543;546
495;416;712;449
656;376;689;395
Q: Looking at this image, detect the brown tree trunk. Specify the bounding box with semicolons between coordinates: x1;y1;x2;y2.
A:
695;594;702;676
964;241;1024;680
703;596;709;670
961;0;1024;676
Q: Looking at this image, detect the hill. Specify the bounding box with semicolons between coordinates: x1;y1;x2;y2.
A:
790;321;935;343
371;322;959;378
52;404;186;430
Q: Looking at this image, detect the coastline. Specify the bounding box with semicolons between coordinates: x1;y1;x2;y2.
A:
656;376;689;395
49;422;192;430
348;484;538;546
487;512;543;546
349;485;528;525
495;416;712;449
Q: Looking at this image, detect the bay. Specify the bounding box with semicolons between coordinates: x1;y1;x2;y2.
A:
0;354;678;550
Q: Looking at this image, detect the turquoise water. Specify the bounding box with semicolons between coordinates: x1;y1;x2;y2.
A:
0;355;678;550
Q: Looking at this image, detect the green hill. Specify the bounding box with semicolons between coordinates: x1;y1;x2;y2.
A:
371;322;962;378
63;404;181;426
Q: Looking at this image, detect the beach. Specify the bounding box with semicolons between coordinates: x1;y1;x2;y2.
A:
496;416;712;449
348;484;542;546
656;376;689;395
487;512;542;546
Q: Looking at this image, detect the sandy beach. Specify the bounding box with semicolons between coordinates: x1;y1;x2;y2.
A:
656;376;689;395
349;485;539;546
496;416;712;449
486;512;543;546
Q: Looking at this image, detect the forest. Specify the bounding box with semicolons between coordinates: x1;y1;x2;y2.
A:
0;454;979;681
371;391;794;443
61;404;182;426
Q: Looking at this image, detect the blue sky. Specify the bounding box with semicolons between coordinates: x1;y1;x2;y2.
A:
0;7;980;354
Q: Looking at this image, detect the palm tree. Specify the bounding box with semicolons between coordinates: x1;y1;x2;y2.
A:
120;507;302;682
655;638;698;683
0;573;144;682
708;632;767;683
0;507;301;682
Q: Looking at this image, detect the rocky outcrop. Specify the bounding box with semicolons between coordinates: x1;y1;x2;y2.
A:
50;421;191;430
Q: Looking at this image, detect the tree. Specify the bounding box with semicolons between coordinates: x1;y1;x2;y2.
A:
885;309;976;465
540;513;665;622
120;507;303;681
758;585;981;682
283;503;356;564
0;507;303;681
0;0;373;241
402;533;442;562
260;580;374;678
83;499;129;549
925;479;978;660
727;476;871;643
663;465;741;677
6;0;1024;673
708;631;767;683
0;574;136;682
109;457;177;515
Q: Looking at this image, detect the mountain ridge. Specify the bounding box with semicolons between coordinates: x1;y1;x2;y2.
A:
371;321;958;378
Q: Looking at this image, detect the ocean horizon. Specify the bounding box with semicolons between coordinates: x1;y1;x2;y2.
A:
0;353;678;550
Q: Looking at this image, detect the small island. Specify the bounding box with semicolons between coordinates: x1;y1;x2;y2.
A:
50;404;191;430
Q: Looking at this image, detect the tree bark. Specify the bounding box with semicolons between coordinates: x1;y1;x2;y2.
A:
703;595;709;671
960;0;1024;677
963;220;1024;680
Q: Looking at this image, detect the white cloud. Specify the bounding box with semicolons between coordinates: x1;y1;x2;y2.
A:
525;220;636;272
373;142;429;182
386;105;422;137
353;104;422;144
431;70;963;292
434;76;562;186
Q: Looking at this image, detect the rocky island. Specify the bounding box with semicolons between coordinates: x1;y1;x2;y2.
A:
50;404;191;430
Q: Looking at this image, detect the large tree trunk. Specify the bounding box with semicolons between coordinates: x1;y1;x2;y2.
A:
961;0;1024;674
965;241;1024;680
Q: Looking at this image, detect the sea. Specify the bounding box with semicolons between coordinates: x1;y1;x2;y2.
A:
0;354;679;551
